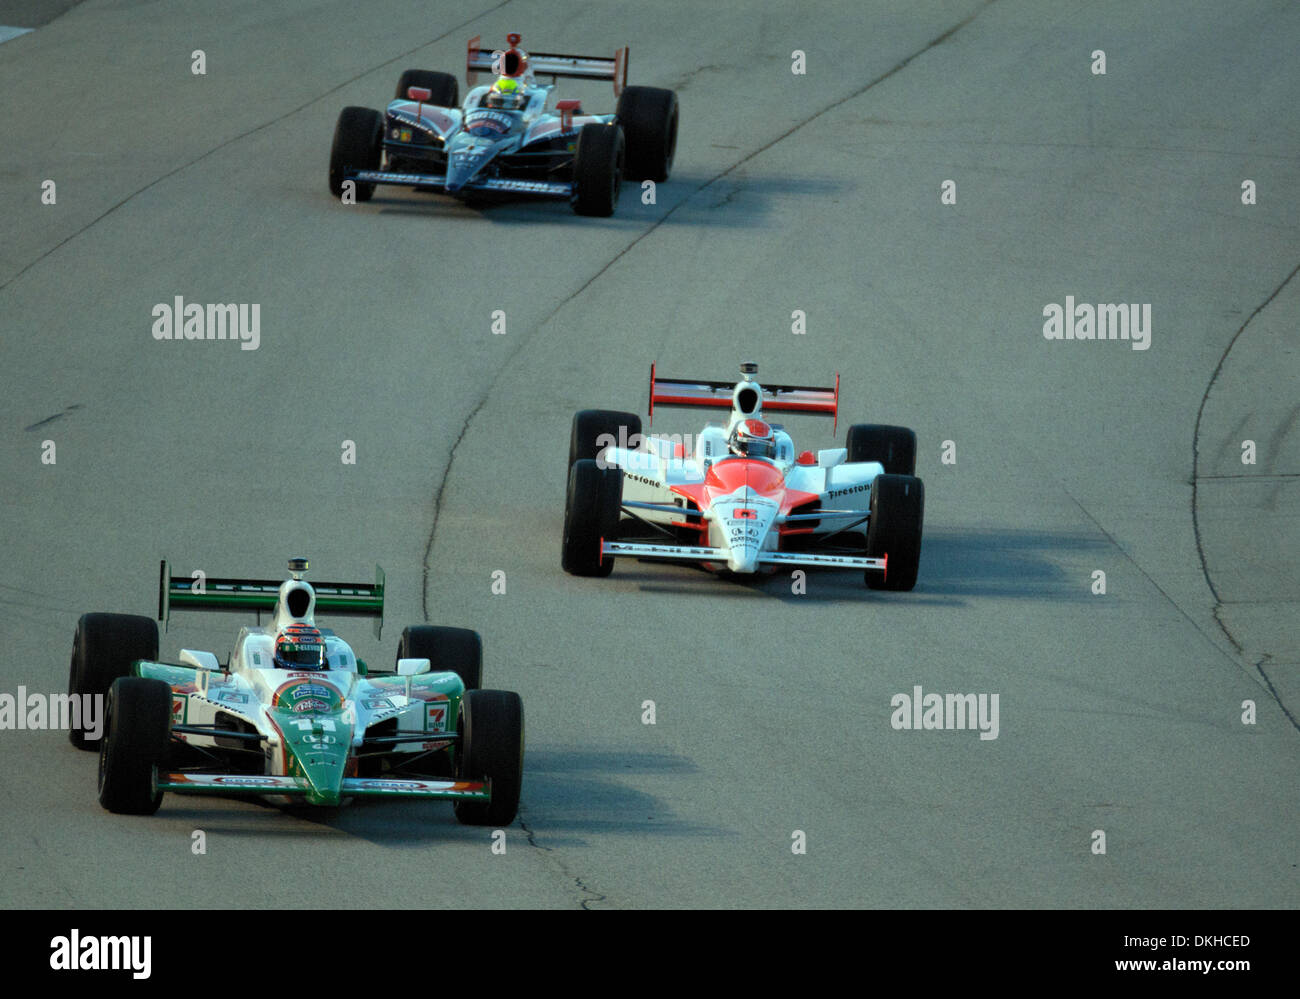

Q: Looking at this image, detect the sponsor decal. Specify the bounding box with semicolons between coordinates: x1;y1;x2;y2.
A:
828;483;868;499
291;699;329;713
363;697;394;710
425;703;448;733
355;779;430;792
212;776;280;787
214;691;249;704
465;109;513;132
353;170;441;185
171;695;186;723
291;684;332;700
482;178;567;194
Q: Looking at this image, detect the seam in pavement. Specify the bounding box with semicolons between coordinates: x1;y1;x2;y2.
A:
0;0;516;295
1062;487;1249;664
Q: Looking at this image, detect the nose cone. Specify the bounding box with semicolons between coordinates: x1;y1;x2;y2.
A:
727;543;760;575
446;144;492;193
278;710;351;806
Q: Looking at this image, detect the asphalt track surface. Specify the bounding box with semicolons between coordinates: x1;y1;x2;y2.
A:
0;1;1295;909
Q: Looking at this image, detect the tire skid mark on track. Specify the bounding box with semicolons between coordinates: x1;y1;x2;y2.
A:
0;0;517;296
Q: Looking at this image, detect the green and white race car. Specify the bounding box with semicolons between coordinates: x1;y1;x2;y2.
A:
68;558;523;825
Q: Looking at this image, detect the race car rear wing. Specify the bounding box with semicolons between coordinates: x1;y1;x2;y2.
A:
158;560;385;637
466;34;629;96
648;362;840;432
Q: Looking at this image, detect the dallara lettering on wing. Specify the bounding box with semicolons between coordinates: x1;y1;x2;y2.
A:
491;179;566;193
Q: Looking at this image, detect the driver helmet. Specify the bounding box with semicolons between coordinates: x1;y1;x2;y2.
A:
486;75;527;109
273;624;326;670
728;419;776;460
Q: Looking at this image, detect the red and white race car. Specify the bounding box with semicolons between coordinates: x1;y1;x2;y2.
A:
562;362;925;590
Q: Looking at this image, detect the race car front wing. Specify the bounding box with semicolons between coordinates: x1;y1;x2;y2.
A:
157;772;491;802
349;169;572;198
601;540;888;575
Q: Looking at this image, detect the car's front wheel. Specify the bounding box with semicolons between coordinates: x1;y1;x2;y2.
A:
865;474;924;591
571;123;624;217
453;689;524;826
328;106;382;201
562;460;623;576
98;677;172;815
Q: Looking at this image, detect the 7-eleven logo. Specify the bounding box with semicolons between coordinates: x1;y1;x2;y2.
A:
425;703;447;733
171;695;186;723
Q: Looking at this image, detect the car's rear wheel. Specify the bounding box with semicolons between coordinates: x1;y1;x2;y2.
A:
396;625;482;690
68;613;158;750
571;123;624;217
569;409;642;475
453;689;524;826
846;424;917;477
562;460;622;576
98;677;172;815
617;85;678;182
394;69;458;106
865;474;924;591
328;106;382;201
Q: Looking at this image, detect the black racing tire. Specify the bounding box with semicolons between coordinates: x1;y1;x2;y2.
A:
394;69;458;106
328;106;382;201
617;85;678;182
846;424;917;477
568;409;642;474
865;474;924;591
98;677;172;815
571;123;624;217
453;689;524;826
562;460;623;577
396;625;483;691
68;612;158;750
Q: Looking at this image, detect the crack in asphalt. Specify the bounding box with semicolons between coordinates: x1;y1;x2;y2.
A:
1189;258;1300;731
0;0;517;295
518;811;608;910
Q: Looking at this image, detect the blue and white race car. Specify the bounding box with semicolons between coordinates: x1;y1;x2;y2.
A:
328;32;678;216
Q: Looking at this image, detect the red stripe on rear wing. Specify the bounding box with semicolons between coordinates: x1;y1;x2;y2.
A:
467;35;629;95
648;363;840;432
